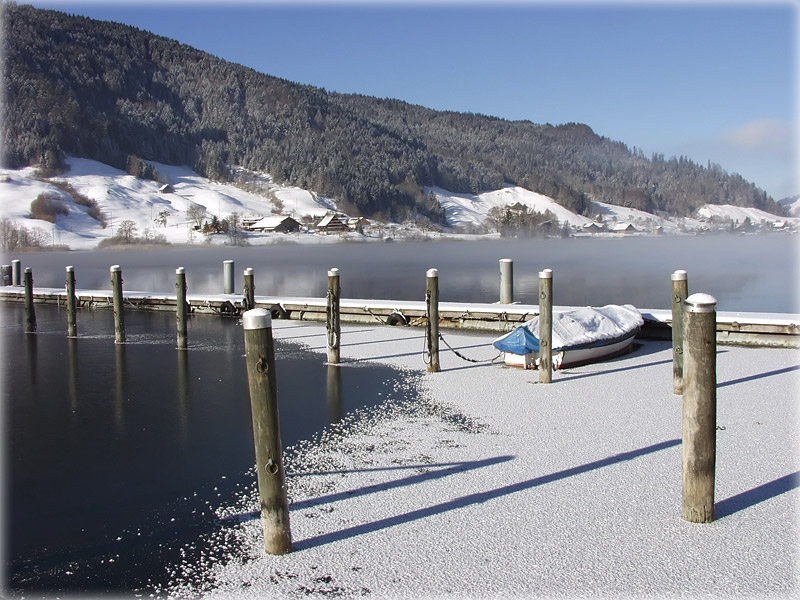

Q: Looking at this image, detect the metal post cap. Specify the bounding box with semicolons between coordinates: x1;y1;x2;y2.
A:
328;268;339;276
176;267;185;274
66;265;74;272
539;269;553;279
110;265;120;272
671;270;687;281
684;293;717;313
427;268;438;277
224;260;233;264
244;267;253;275
242;308;272;330
500;258;512;263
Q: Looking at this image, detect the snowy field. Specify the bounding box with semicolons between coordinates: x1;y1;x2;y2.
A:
162;322;799;599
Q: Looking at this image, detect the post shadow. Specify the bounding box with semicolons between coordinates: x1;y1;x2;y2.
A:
715;472;800;519
718;365;800;388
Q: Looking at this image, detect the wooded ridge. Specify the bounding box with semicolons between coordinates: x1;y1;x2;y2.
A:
1;3;784;222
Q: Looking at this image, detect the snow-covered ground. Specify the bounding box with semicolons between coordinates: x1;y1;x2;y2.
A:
0;157;796;251
161;321;799;599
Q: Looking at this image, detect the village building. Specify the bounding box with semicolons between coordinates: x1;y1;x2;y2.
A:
611;223;637;234
246;215;301;233
316;213;349;234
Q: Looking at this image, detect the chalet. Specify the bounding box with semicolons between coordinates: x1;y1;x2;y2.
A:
611;223;637;234
582;222;603;233
247;215;301;233
158;184;174;194
347;217;370;231
316;213;348;234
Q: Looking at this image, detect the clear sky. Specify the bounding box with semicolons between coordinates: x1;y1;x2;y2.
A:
20;0;799;200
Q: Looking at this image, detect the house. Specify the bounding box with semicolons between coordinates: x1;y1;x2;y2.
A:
611;223;637;234
582;222;603;233
158;184;174;194
247;215;301;233
347;217;370;231
316;213;349;234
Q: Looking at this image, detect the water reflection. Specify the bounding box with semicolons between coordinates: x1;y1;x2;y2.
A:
26;331;38;389
68;337;78;414
115;343;127;434
326;365;342;423
177;349;190;444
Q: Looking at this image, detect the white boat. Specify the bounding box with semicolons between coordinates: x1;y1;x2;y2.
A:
493;304;644;369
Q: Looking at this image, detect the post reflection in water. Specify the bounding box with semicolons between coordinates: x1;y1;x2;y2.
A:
26;332;38;389
177;348;190;445
68;337;78;414
114;343;127;435
326;365;342;424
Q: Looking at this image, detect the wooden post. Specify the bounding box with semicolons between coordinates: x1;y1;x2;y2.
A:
24;267;36;333
499;258;513;304
176;267;188;349
681;293;717;523
223;260;234;294
110;265;125;344
1;265;11;286
426;268;440;373
539;269;553;383
671;270;688;394
326;268;341;363
12;259;21;286
242;308;292;555
244;267;255;310
66;266;77;338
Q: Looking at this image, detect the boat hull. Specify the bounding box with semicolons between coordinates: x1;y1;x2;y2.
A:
503;330;637;370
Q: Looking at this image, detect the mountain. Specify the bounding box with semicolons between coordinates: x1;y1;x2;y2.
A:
779;195;800;217
1;3;786;223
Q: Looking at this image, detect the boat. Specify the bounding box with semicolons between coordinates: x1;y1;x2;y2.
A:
492;304;644;369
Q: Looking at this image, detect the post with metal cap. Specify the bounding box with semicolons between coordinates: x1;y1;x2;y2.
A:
66;266;77;337
500;258;513;304
12;259;21;286
539;269;553;383
671;270;688;394
223;260;234;295
176;267;188;349
243;267;255;311
24;267;36;333
426;268;440;373
681;293;717;523
326;268;341;364
110;265;125;344
242;308;292;555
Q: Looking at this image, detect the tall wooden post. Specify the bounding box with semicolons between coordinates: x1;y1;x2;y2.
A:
426;268;440;373
66;266;77;338
681;293;717;523
326;268;341;364
499;258;513;304
110;265;125;344
176;267;188;349
244;267;255;310
538;269;553;383
12;259;21;286
671;270;688;394
24;267;36;333
223;260;234;294
242;308;292;555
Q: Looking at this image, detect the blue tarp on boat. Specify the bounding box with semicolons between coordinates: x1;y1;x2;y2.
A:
492;325;540;354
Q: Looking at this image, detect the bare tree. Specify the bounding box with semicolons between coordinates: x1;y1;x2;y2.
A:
186;204;206;229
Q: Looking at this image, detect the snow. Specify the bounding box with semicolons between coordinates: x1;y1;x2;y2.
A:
160;321;799;599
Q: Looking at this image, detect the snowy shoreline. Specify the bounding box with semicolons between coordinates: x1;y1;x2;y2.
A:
162;321;799;599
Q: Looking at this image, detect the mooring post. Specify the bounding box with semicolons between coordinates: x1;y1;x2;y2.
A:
499;258;513;304
1;265;11;286
671;270;688;395
110;265;125;344
66;266;77;338
681;293;717;524
12;259;21;286
244;267;255;310
539;269;553;383
223;260;234;294
24;267;36;333
326;268;341;364
426;268;440;373
242;308;292;555
176;267;188;349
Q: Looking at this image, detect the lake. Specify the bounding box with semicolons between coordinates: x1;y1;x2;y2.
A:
8;234;798;313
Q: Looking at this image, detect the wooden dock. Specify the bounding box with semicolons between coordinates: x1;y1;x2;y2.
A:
0;285;797;348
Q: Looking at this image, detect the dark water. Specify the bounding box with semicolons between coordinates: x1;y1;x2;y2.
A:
6;234;798;312
2;304;414;595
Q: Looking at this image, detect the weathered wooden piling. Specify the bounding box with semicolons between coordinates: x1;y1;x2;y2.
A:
66;266;77;337
671;270;688;394
539;269;553;383
12;259;21;286
24;267;36;333
500;258;513;304
1;265;11;286
176;267;188;349
223;260;234;294
242;308;292;555
681;293;717;523
110;265;125;344
244;267;255;310
326;268;341;364
426;268;440;372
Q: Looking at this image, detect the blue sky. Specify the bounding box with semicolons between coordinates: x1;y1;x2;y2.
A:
22;1;798;199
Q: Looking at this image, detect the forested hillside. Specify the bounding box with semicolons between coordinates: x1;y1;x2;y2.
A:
1;3;784;221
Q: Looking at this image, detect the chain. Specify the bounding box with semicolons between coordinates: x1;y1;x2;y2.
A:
438;331;502;364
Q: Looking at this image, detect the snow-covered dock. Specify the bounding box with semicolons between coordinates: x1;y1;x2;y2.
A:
1;285;798;347
162;320;798;598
